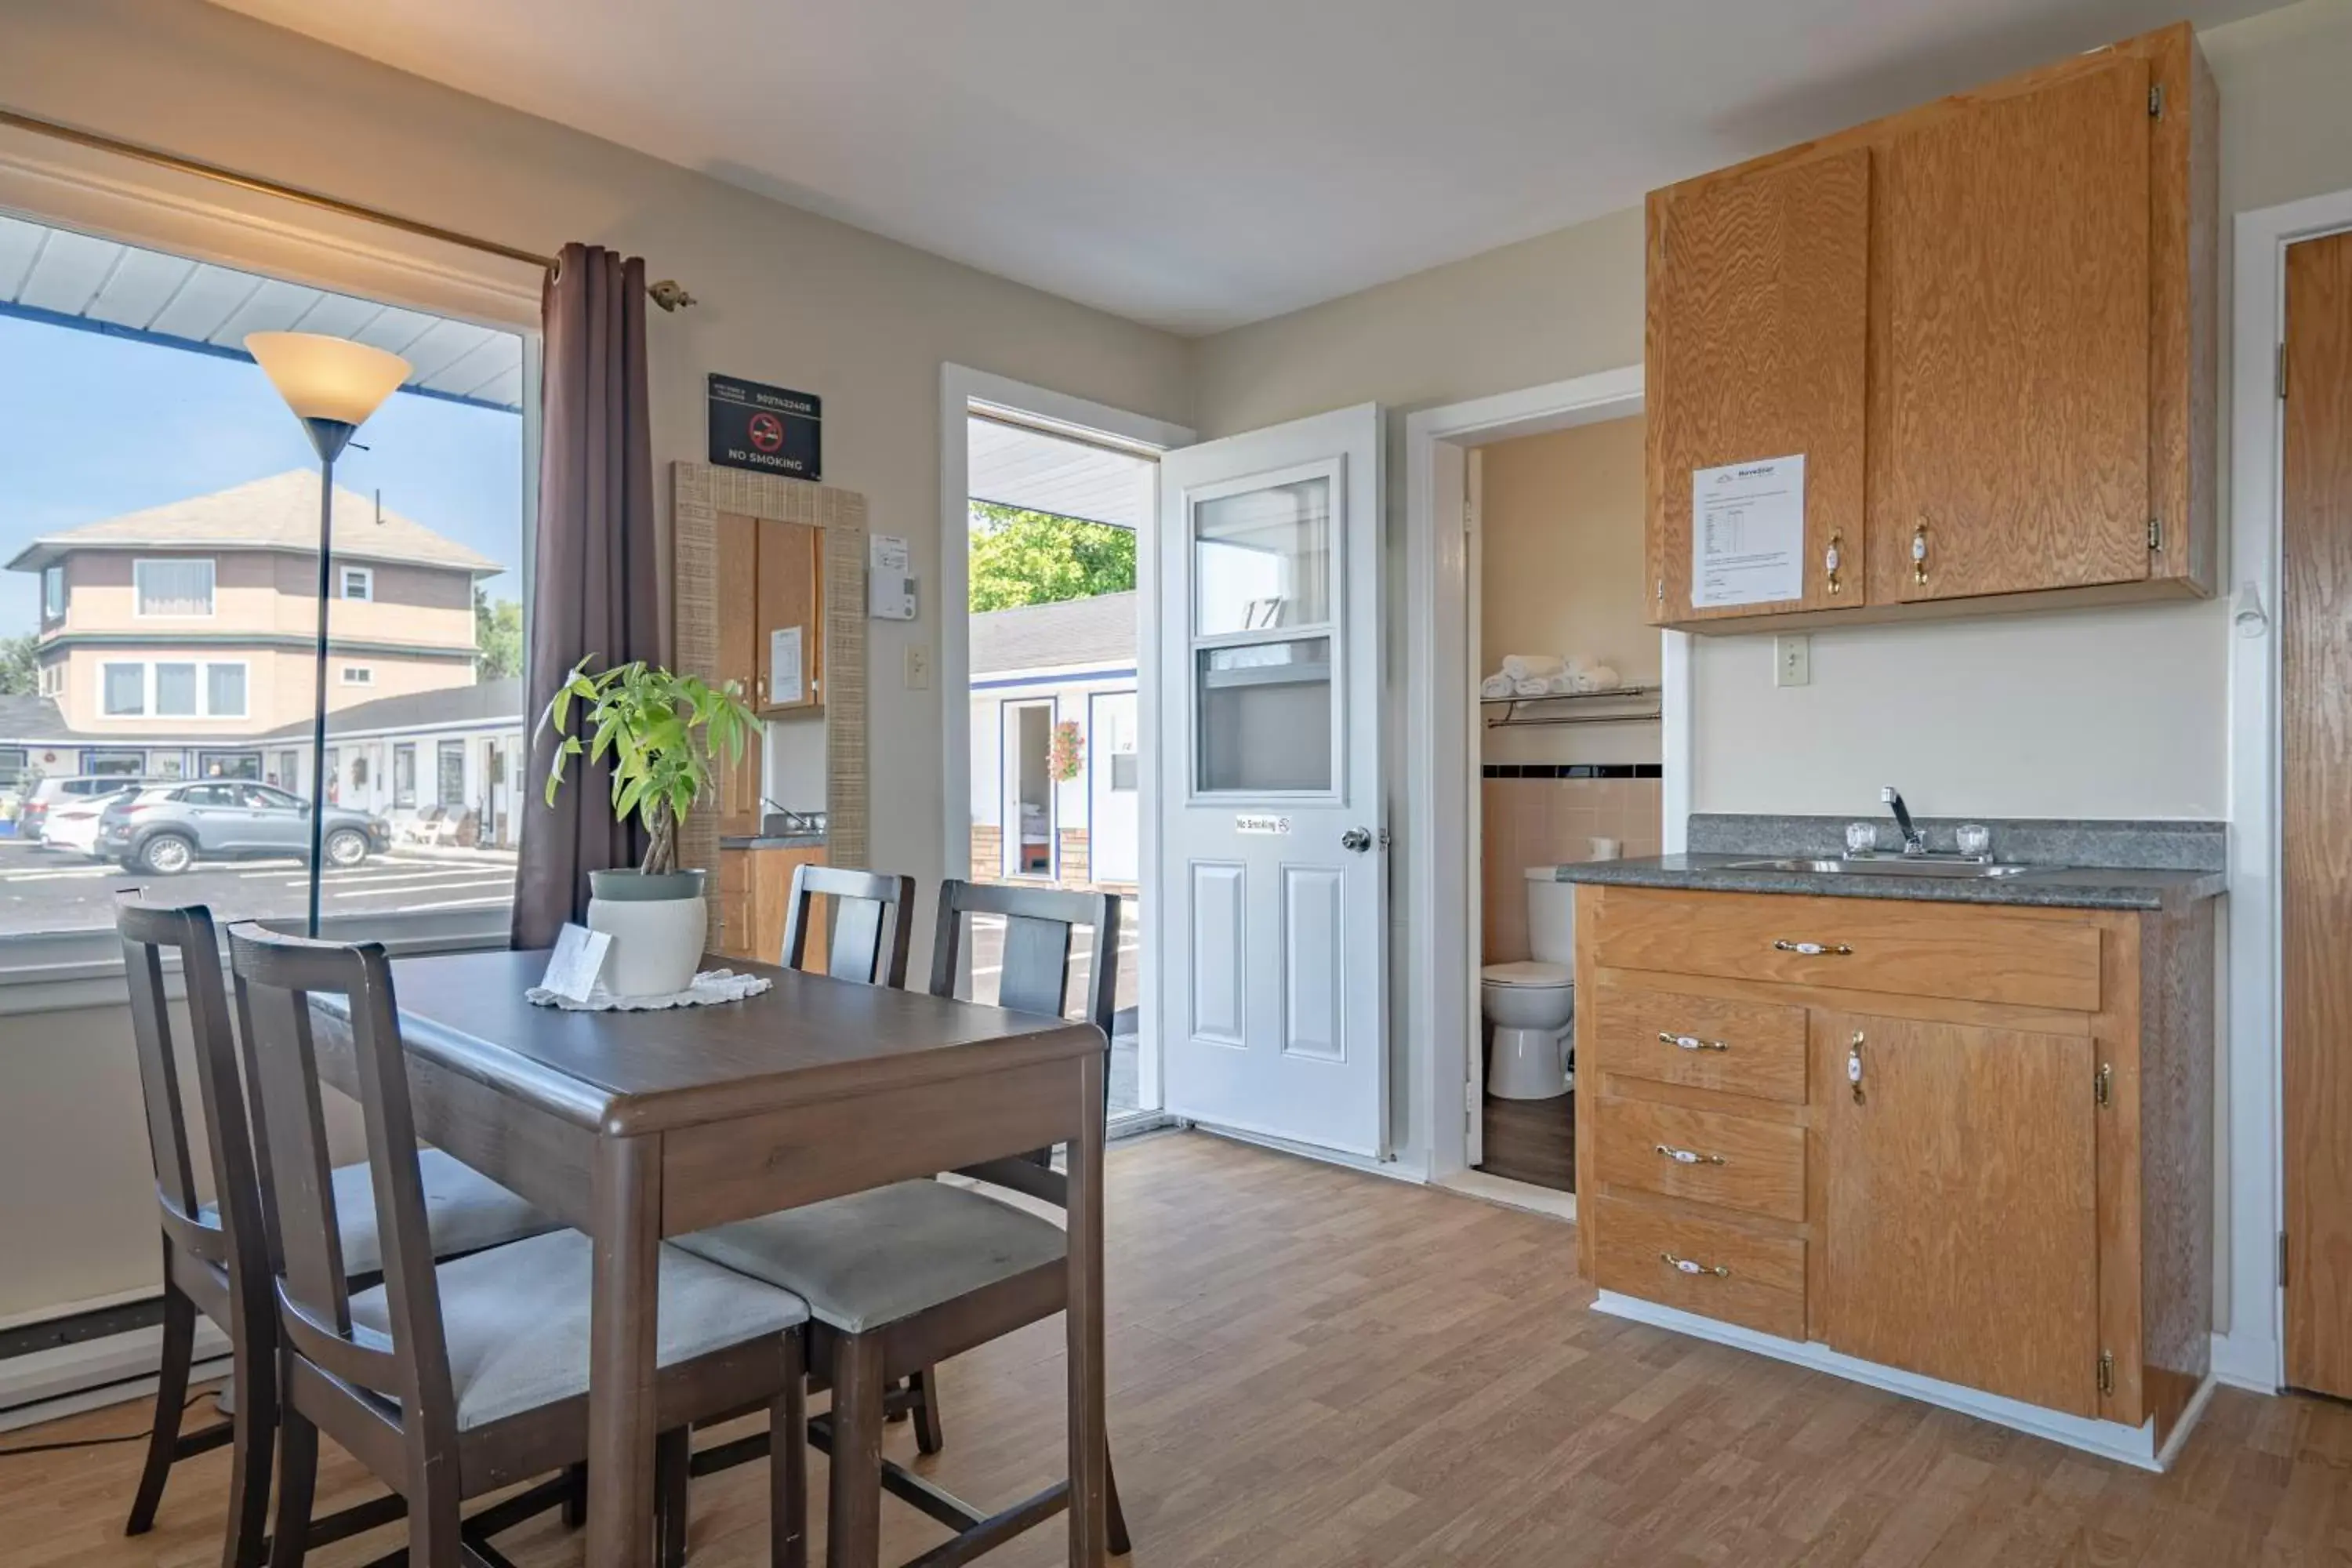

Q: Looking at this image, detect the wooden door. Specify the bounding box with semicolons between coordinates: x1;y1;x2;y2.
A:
2283;229;2352;1398
713;512;761;836
1823;1011;2100;1414
1877;54;2151;603
1647;147;1870;623
756;519;822;713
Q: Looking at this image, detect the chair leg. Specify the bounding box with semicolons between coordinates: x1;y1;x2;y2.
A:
655;1429;691;1568
1105;1450;1134;1557
908;1367;945;1457
769;1334;808;1568
826;1334;887;1567
562;1461;589;1530
267;1408;318;1568
221;1324;278;1568
125;1280;197;1536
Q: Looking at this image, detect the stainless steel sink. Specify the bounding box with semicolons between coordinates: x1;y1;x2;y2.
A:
1721;856;2052;880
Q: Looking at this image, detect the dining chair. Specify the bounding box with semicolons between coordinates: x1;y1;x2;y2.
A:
115;895;559;1568
674;879;1134;1561
780;862;916;985
225;923;816;1568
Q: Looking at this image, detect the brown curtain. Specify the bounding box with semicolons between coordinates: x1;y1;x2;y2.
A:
510;244;659;949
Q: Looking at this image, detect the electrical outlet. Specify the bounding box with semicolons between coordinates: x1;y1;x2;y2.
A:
1774;633;1812;688
904;644;931;690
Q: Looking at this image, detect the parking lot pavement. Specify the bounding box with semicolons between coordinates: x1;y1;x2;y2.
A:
0;840;516;935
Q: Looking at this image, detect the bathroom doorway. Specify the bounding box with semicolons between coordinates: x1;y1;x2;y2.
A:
1000;698;1058;878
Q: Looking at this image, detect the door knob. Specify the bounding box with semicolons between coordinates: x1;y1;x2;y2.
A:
1341;827;1374;852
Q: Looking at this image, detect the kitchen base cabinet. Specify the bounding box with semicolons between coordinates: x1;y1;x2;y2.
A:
716;844;827;969
1574;884;2214;1466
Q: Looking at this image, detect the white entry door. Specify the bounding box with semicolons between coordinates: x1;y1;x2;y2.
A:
1156;404;1386;1157
1087;691;1140;884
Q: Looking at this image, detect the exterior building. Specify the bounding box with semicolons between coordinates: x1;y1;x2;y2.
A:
261;678;526;849
967;590;1138;892
8;470;497;739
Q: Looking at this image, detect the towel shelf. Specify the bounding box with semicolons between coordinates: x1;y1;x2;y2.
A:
1483;687;1661;728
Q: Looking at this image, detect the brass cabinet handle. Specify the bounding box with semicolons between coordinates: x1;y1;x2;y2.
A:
1848;1030;1866;1104
1773;939;1853;956
1912;518;1931;586
1655;1143;1727;1167
1825;529;1845;596
1657;1031;1729;1053
1660;1251;1730;1278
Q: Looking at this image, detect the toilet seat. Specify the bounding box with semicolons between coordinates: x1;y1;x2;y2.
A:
1481;960;1570;989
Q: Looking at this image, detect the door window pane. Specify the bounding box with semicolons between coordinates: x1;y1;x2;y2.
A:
207;663;247;717
1192;477;1330;636
394;743;417;808
102;663;145;716
437;740;466;807
154;662;198;717
1196;636;1332;793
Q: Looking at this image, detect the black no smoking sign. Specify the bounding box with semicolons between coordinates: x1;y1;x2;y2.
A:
709;373;821;480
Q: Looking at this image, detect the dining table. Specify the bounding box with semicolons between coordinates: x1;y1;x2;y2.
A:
307;946;1110;1568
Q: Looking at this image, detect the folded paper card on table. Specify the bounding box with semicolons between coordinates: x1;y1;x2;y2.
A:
527;968;774;1012
537;923;612;1004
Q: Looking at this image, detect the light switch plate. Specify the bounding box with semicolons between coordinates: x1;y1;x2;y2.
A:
1774;633;1812;688
904;644;931;690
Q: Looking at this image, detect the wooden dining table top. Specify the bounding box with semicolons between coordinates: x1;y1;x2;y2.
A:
316;947;1108;1135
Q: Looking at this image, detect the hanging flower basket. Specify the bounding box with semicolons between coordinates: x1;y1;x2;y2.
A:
1049;719;1084;782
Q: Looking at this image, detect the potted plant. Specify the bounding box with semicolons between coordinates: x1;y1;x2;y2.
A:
541;655;760;996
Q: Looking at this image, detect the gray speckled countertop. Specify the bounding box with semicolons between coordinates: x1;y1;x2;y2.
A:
1554;815;2226;912
718;834;826;851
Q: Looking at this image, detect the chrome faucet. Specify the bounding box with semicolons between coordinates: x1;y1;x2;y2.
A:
1881;786;1927;857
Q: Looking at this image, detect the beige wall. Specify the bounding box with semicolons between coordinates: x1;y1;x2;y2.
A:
50;644;473;732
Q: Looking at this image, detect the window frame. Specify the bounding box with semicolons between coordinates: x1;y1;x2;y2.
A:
341;565;374;601
132;557;217;619
95;659;250;721
392;742;418;809
100;659;147;717
436;738;466;808
40;564;64;622
341;665;375;687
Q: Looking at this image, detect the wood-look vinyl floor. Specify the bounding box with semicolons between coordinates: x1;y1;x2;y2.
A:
2;1131;2347;1567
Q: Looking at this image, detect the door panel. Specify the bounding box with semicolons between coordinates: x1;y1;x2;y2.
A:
1648;147;1871;622
714;512;761;836
2283;229;2352;1399
1824;1012;2100;1414
1159;405;1386;1156
1878;56;2151;601
1086;691;1140;884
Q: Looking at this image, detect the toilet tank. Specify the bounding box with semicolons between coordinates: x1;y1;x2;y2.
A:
1521;868;1578;968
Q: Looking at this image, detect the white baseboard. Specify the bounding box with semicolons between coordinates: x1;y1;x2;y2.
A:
2209;1330;2280;1393
1593;1291;2215;1472
0;1320;231;1434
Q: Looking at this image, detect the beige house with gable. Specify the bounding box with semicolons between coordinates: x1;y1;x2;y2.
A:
7;470;496;742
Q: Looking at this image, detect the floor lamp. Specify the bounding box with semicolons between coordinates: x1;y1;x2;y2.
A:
245;332;410;937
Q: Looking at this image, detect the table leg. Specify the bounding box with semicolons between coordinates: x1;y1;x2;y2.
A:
826;1334;886;1567
1066;1051;1107;1566
589;1133;664;1568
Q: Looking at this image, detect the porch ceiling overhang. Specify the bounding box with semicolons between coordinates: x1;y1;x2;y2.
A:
967;414;1152;532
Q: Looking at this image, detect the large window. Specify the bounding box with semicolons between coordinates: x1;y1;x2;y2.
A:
0;216;527;943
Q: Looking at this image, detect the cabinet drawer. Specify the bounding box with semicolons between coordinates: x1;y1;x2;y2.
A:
1589;984;1808;1103
1591;887;2102;1011
1589;1195;1806;1340
1594;1097;1806;1221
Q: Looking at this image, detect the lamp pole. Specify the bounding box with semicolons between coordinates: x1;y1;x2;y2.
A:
303;432;352;938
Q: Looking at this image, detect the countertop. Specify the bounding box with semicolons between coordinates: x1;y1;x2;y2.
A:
718;834;826;851
1554;853;2226;912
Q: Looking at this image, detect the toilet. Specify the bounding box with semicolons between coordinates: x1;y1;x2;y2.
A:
1480;868;1577;1100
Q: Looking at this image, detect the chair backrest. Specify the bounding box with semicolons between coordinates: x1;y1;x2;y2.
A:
116;893;264;1288
226;923;454;1445
929;880;1120;1209
782;863;915;985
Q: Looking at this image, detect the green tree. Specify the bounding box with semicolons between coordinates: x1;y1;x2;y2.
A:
474;588;524;681
967;503;1136;612
0;634;38;698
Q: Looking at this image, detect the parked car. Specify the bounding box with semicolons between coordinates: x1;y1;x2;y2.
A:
38;797;114;858
97;782;390;875
20;775;157;840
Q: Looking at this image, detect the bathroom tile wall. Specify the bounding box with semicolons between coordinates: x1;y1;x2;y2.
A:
1482;775;1663;963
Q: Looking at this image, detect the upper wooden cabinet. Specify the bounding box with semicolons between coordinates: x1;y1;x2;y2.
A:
711;511;829;837
1646;23;2217;631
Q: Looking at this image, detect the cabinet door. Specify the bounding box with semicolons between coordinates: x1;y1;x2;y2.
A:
1647;147;1870;624
1878;55;2151;603
756;519;822;713
1823;1012;2100;1414
713;512;762;836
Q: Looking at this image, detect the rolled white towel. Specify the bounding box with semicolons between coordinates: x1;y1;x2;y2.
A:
1479;673;1514;700
1584;664;1623;691
1541;671;1576;694
1512;677;1549;697
1501;653;1566;681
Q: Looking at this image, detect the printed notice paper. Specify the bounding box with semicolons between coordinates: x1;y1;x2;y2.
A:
540;924;613;1004
1693;455;1806;608
771;626;804;706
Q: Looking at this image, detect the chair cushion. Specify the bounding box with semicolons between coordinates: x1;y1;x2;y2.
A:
202;1149;556;1276
347;1230;808;1432
675;1181;1067;1335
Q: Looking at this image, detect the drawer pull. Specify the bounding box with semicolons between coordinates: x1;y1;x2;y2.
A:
1657;1031;1729;1053
1654;1143;1726;1167
1660;1251;1731;1279
1773;939;1853;956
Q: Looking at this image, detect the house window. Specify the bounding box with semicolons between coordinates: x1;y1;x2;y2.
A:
41;565;64;621
393;742;417;808
133;558;216;617
437;739;466;807
37;662;62;698
0;748;25;786
341;566;373;601
85;750;147;777
1110;752;1139;792
342;666;375;686
207;664;248;718
154;662;199;717
102;662;145;716
273;749;303;789
195;750;262;781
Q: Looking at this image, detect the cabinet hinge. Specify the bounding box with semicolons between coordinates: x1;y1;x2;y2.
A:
2095;1062;2113;1107
2278;343;2289;401
2146;517;2163;554
2148;83;2165;118
2097;1350;2115;1396
1657;578;1666;604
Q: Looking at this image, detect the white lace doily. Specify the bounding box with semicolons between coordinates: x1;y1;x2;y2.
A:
526;968;773;1012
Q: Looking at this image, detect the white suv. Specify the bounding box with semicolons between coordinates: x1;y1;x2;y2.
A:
20;775;159;844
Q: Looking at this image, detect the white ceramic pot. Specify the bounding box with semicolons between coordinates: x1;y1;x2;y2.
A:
586;868;707;997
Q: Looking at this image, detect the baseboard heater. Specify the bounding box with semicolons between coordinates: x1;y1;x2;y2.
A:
0;1296;230;1434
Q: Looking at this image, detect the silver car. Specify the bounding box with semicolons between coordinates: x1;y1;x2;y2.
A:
97;782;391;875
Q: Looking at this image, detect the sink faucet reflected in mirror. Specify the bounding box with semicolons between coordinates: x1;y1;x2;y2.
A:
1880;786;1927;857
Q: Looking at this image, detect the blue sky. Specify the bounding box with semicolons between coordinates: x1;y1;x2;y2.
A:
0;313;524;637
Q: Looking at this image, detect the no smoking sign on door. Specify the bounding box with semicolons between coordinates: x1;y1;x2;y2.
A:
709;372;821;479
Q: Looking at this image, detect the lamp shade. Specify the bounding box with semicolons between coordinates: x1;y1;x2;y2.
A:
244;332;410;428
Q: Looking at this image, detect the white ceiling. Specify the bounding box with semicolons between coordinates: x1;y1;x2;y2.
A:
207;0;2276;335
